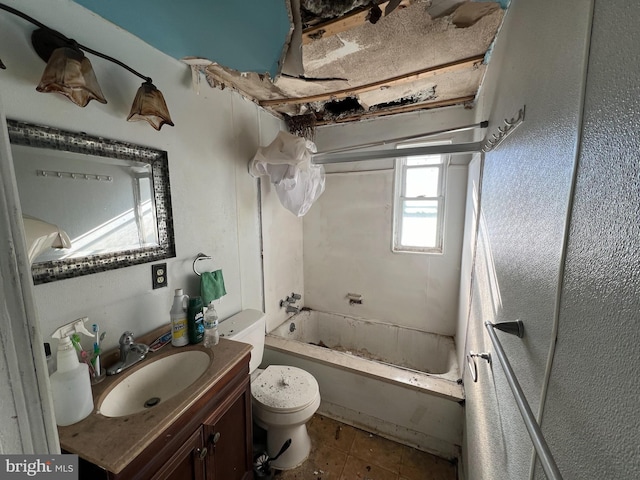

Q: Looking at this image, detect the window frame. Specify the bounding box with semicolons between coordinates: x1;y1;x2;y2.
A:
392;141;450;254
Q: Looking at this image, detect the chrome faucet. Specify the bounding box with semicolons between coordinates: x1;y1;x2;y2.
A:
106;331;149;375
280;292;302;314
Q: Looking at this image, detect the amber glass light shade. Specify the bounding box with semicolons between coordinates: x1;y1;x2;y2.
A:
36;47;107;107
127;81;174;131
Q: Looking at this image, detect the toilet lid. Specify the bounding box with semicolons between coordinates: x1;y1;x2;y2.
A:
252;365;319;413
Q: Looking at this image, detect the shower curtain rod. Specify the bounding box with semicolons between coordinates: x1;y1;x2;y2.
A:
313;120;488;156
312;141;484;164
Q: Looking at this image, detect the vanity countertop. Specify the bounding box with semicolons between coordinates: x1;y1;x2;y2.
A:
58;334;251;475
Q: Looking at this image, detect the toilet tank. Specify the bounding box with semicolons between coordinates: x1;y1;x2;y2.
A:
218;309;265;373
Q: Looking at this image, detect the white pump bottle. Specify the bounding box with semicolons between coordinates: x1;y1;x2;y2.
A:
50;317;94;426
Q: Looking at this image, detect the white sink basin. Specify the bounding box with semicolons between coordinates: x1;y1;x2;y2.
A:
98;350;211;418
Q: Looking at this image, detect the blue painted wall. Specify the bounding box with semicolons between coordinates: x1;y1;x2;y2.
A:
73;0;290;77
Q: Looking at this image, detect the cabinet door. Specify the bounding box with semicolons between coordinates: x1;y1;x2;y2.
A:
151;428;206;480
204;386;252;480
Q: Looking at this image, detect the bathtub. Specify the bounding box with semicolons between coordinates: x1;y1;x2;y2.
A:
262;309;464;459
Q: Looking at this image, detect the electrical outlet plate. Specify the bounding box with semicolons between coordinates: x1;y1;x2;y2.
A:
152;263;167;289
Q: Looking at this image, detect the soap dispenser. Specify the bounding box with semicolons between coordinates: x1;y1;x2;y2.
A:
50;317;95;426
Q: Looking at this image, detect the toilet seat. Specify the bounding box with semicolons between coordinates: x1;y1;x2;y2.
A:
252;365;319;414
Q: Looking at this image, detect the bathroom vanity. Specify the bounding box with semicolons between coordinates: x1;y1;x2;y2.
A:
58;334;253;480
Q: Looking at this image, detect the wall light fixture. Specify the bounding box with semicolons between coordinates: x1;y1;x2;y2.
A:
0;3;174;131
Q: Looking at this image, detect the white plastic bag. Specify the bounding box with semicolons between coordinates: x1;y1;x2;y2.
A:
249;131;325;216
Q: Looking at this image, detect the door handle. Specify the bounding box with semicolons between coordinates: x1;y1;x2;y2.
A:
208;432;221;446
195;447;208;460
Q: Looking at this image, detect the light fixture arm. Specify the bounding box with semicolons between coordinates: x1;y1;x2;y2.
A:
0;2;48;30
0;3;151;83
76;42;152;84
0;2;173;129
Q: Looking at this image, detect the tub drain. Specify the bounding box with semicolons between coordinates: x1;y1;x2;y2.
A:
144;397;161;408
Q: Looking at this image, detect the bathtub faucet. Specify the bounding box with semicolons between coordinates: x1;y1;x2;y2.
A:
285;305;299;314
280;292;302;313
283;292;301;304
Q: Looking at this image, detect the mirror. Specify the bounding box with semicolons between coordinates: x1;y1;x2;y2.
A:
8;120;175;284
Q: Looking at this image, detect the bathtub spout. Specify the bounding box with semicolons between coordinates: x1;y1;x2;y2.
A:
285;305;299;314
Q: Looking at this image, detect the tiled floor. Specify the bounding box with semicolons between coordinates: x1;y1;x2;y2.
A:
271;414;457;480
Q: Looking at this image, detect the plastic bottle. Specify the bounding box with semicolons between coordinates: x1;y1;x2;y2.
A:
203;301;219;348
50;317;95;426
187;296;205;344
170;288;189;347
44;342;56;376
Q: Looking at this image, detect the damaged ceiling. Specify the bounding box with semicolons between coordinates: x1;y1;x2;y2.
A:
193;0;506;129
76;0;506;128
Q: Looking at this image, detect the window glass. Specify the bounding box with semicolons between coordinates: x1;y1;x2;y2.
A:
393;142;449;254
405;166;440;197
400;200;438;248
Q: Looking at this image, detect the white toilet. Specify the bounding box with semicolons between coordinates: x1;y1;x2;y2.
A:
218;309;320;470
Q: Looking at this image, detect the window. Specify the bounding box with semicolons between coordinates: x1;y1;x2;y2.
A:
392;143;449;254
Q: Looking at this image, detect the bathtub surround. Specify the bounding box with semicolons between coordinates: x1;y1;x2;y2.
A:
260;173;305;333
263;309;463;459
304;109;473;337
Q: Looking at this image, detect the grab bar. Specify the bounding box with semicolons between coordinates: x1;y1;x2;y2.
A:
484;321;564;480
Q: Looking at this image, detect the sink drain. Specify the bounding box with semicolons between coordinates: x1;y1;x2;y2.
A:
144;397;161;408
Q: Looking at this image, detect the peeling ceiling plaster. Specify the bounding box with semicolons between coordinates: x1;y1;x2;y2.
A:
198;0;506;128
74;0;506;128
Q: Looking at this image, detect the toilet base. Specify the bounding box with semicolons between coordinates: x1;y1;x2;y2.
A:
265;423;312;470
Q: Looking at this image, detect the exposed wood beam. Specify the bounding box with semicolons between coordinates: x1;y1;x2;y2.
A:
314;95;477;126
302;1;412;45
260;55;484;107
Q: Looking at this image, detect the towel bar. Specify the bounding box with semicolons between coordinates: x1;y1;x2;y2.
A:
484;321;563;480
193;253;212;276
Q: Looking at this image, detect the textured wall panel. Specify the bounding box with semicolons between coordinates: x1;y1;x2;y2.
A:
538;0;640;478
464;0;592;478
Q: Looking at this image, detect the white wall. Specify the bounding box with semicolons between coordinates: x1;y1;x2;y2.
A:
302;165;467;336
455;153;481;370
0;0;279;353
304;107;475;336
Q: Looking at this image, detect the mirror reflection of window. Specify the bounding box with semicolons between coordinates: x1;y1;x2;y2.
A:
11;145;160;263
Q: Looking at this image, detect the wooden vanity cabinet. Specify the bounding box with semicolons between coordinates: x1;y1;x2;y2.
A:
151;427;206;480
78;352;253;480
203;378;253;480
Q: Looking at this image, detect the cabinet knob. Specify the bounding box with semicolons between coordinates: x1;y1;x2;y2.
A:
196;447;208;460
209;432;221;446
